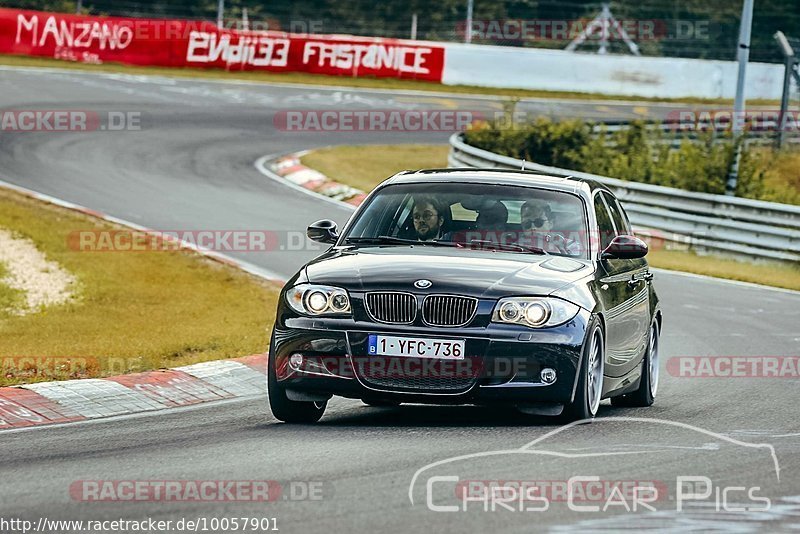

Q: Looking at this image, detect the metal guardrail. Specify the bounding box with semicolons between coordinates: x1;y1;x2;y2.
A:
448;133;800;264
587;120;800;147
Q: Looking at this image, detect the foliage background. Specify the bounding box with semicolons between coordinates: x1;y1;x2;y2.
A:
4;0;799;63
464;118;800;204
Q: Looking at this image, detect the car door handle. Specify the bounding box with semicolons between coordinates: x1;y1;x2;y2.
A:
629;272;653;286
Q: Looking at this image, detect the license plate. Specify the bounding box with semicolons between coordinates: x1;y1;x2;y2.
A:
367;334;465;360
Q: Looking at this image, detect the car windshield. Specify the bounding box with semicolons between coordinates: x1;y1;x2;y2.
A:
340;182;589;259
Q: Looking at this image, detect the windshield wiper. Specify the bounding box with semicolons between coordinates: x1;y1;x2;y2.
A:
344;236;462;247
468;239;548;255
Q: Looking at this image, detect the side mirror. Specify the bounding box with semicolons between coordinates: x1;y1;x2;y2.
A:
307;219;339;244
601;235;648;260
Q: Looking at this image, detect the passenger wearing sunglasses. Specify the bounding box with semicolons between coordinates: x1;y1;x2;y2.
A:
519;200;581;255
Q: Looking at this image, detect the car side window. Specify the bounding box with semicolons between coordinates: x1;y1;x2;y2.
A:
602;192;630;236
612;196;633;235
593;193;616;251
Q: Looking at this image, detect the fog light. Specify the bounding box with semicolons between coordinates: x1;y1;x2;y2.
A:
540;368;557;385
289;353;304;370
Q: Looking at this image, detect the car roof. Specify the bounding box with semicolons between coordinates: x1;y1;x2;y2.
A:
382;168;611;197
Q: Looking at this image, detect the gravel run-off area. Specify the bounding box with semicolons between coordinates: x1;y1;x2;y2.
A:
0;229;76;315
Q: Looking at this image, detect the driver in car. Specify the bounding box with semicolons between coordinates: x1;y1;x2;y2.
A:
412;196;445;241
519;200;582;255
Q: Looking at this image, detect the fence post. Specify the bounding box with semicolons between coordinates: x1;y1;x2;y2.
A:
216;0;225;29
774;31;797;149
726;0;755;197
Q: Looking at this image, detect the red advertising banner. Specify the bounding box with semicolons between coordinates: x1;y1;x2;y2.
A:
0;8;445;82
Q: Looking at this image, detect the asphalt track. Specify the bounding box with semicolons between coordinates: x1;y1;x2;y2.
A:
0;67;799;532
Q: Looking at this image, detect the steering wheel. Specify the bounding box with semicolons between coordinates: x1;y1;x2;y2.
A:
548;233;571;255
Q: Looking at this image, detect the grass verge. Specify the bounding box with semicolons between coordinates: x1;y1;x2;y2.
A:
300;144;800;291
648;249;800;292
0;262;26;315
0;187;279;386
754;148;800;205
0;54;776;105
301;144;450;192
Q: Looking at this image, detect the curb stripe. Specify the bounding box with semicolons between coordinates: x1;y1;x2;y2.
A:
175;360;265;397
253;154;359;211
0;388;85;428
0;355;267;430
23;379;166;418
108;369;231;407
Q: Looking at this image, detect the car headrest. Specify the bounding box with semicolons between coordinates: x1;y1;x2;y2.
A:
476;201;508;227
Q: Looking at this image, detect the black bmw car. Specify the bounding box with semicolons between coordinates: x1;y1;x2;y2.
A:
268;169;662;423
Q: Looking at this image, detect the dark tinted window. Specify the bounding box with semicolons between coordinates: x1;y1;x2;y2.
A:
593;193;615;250
603;192;630;236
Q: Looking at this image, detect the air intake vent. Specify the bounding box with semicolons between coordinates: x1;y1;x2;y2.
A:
422;295;478;327
365;292;417;324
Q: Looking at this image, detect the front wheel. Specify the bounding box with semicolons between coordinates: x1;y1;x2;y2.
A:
611;319;660;408
562;318;605;422
268;345;326;423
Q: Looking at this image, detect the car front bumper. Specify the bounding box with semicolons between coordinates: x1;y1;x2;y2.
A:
270;309;591;406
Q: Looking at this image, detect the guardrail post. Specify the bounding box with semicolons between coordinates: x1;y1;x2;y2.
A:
774;31;797;149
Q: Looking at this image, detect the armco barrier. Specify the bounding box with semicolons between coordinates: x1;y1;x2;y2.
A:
448;133;800;263
587;120;800;147
0;8;445;81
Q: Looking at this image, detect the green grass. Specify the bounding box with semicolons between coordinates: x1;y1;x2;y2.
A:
301;144;450;192
648;248;800;292
301;144;800;291
0;262;26;316
0;187;279;386
0;53;778;105
753;148;800;205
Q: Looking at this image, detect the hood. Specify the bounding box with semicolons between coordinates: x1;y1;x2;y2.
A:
304;246;592;299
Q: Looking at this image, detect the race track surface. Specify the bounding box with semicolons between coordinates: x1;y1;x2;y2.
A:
0;67;799;532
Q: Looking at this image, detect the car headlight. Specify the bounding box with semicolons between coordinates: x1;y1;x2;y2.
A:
285;284;351;316
492;297;579;328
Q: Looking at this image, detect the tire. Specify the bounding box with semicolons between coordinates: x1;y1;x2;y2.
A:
267;342;326;423
362;399;401;407
611;319;660;408
562;317;605;422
